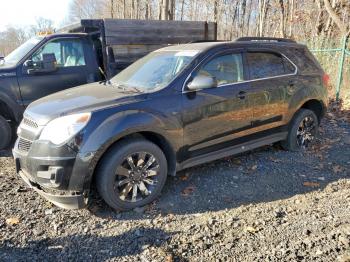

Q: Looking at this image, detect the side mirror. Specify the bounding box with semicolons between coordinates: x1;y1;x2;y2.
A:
187;75;217;91
27;53;57;75
0;56;4;61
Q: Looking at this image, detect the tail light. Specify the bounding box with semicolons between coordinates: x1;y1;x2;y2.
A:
323;73;330;87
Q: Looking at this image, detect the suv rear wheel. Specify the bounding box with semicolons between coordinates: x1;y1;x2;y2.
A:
0;115;12;150
96;138;168;211
282;109;319;151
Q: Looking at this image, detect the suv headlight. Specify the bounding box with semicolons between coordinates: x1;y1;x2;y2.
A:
39;113;91;145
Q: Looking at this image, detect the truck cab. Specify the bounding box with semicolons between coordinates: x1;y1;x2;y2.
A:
0;33;104;149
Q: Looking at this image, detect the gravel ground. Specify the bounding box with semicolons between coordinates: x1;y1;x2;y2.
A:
0;109;350;261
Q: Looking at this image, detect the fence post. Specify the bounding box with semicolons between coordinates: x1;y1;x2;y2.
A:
336;36;347;100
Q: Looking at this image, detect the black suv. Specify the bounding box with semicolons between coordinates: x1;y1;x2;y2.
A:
13;37;328;210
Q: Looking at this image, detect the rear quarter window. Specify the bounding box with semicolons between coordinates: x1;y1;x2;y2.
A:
247;52;295;80
290;48;322;74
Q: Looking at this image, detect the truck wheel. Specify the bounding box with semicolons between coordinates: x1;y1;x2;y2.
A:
282;109;319;151
0;115;12;150
96;138;168;211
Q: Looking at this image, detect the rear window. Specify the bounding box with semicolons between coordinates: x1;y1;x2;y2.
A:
247;52;295;80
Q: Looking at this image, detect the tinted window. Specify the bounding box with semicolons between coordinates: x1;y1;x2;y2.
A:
247;52;293;79
283;56;296;74
292;48;320;74
32;39;86;67
196;53;244;86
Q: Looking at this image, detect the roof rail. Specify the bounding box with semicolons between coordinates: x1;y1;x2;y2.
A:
236;37;296;43
189;40;226;43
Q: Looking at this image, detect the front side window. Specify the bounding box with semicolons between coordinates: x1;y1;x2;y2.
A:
247;52;295;80
195;53;244;86
31;39;86;67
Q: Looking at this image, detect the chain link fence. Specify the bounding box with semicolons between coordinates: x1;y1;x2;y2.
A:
308;37;350;101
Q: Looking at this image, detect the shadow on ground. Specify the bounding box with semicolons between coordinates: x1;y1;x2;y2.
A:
89;143;350;220
0;227;173;261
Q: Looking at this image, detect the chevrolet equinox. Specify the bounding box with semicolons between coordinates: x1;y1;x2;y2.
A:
13;37;328;210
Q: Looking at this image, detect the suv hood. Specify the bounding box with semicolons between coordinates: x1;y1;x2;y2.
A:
25;82;144;126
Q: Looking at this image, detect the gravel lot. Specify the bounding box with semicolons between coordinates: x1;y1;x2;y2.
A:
0;108;350;261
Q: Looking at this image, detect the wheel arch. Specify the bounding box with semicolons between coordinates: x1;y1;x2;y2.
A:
87;130;177;191
0;94;23;123
298;99;326;122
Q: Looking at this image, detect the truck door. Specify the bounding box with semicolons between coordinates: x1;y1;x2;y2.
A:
17;37;96;106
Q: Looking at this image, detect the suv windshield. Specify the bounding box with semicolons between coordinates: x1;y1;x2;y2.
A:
1;37;43;66
111;50;199;92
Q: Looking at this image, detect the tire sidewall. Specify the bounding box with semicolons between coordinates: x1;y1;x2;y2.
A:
0;115;12;150
288;109;319;151
97;139;168;211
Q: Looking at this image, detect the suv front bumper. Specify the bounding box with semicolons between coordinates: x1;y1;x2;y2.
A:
18;168;86;209
13;138;89;209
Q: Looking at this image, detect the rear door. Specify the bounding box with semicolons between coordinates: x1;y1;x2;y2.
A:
17;37;95;106
181;50;255;159
245;50;297;131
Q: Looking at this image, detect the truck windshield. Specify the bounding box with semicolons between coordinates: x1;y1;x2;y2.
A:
1;37;43;66
111;50;199;92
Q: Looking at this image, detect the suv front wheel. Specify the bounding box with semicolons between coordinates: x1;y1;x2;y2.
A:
282;109;319;151
96;138;168;211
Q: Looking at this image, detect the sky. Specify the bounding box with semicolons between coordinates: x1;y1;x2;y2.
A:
0;0;72;31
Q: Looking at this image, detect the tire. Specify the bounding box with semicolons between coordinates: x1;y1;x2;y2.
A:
96;138;168;211
0;115;12;150
281;109;319;151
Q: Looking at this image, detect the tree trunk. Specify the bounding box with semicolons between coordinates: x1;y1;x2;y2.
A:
279;0;285;37
323;0;349;37
246;0;253;35
123;0;126;19
180;0;185;20
289;0;294;37
214;0;218;23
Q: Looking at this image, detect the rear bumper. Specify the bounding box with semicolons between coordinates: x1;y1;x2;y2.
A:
19;169;87;209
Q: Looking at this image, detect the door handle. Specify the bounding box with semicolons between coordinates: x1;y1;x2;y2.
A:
237;91;246;99
287;80;297;94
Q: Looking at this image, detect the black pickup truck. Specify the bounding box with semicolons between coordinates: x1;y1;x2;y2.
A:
0;19;217;149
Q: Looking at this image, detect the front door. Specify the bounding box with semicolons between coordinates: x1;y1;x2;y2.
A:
17;37;91;106
181;51;254;159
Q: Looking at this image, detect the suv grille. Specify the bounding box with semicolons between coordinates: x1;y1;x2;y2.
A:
22;117;38;129
18;138;33;152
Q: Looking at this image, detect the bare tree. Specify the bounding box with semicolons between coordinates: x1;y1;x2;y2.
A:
0;27;29;56
30;18;55;35
69;0;104;22
323;0;350;38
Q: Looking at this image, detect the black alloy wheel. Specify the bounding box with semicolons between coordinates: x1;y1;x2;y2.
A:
96;139;168;210
115;152;160;203
281;109;319;151
296;115;317;148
